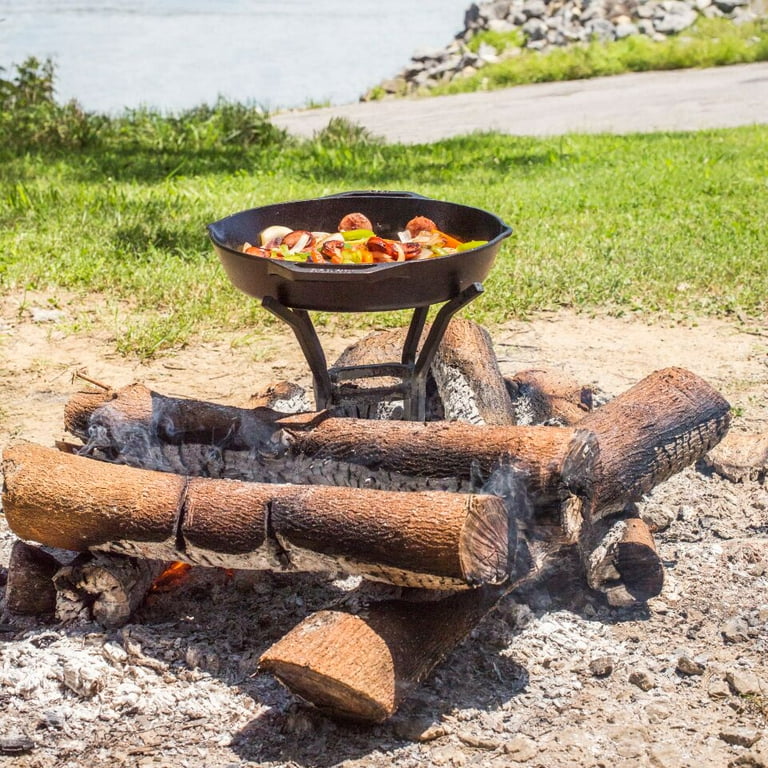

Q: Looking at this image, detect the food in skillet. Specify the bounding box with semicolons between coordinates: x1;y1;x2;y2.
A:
241;213;488;265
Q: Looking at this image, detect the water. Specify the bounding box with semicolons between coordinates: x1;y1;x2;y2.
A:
0;1;471;114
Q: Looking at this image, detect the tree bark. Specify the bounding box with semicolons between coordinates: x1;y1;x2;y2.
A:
2;443;509;590
576;366;731;518
64;382;593;509
4;540;59;616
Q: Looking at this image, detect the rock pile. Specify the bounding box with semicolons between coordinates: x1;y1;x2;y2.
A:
367;0;762;97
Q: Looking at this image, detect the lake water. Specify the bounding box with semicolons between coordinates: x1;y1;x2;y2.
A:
0;0;471;114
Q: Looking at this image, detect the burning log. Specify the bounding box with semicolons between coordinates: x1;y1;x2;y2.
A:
334;319;515;424
4;540;59;617
260;531;559;723
576;366;730;518
53;552;169;628
2;443;510;590
578;512;663;607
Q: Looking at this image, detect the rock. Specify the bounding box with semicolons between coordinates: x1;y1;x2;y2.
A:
393;716;448;742
676;655;705;676
629;669;655;691
0;734;35;754
726;670;764;697
720;727;762;748
586;18;617;40
653;1;698;32
730;739;768;768
523;0;548;18
722;617;751;643
703;431;768;483
589;656;615;677
503;734;539;762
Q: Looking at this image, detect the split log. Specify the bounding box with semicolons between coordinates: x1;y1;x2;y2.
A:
700;429;768;483
575;366;731;518
2;443;509;590
505;368;595;426
4;540;59;616
427;318;515;425
53;552;168;628
329;318;515;424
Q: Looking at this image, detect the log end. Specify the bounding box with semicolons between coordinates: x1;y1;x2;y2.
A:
460;494;511;586
259;610;398;723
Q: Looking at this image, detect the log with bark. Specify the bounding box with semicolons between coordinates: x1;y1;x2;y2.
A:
257;367;730;721
63;382;594;512
333;319;515;424
2;443;510;590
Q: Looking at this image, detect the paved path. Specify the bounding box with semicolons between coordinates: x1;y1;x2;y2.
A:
272;62;768;143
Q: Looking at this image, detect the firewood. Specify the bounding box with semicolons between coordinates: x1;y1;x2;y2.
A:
2;443;509;590
578;512;663;607
53;552;168;628
700;429;768;483
260;531;561;723
258;368;729;721
330;318;515;424
505;367;594;426
63;383;593;509
4;540;59;616
576;367;731;518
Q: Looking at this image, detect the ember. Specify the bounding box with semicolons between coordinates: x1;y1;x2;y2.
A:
151;562;193;592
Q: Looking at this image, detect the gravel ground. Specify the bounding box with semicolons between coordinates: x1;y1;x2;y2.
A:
1;292;766;768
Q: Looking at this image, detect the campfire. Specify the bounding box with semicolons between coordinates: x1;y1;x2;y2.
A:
0;191;734;724
1;316;731;723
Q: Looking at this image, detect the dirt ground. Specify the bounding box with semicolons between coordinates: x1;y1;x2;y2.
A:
1;290;766;768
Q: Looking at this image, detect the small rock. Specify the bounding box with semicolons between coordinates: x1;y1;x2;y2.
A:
676;655;705;676
589;656;615;677
30;307;65;323
629;670;655;691
730;739;768;768
722;617;751;643
726;670;764;697
709;678;732;700
392;716;447;742
0;734;35;754
503;734;539;762
720;727;762;748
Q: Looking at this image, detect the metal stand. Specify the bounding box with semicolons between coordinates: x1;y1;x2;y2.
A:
262;283;484;421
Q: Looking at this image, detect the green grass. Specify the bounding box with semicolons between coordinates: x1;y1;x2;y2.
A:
414;18;768;96
1;60;767;358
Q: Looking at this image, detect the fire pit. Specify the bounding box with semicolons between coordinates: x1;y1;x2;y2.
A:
207;190;512;419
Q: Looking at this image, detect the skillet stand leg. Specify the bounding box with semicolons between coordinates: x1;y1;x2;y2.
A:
261;297;333;410
404;282;485;422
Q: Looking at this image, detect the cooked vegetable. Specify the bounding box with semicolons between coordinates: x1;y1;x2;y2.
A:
241;212;487;265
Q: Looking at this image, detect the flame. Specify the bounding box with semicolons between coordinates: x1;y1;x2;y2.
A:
151;561;192;592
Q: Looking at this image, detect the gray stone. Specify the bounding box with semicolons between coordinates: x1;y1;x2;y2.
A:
676;655;706;676
615;21;640;37
503;734;539;762
522;17;549;39
654;2;698;32
589;656;615;677
586;17;618;40
523;0;548;18
722;617;751;643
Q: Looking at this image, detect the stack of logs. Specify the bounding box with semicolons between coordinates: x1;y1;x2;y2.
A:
1;319;731;723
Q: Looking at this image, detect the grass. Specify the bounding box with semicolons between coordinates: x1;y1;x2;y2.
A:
393;18;768;97
1;60;767;358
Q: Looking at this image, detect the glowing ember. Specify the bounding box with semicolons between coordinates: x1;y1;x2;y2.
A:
151;561;192;592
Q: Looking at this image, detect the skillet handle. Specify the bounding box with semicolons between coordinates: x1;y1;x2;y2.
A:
315;190;429;201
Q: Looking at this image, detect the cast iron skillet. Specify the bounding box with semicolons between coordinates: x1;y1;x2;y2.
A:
208;190;512;312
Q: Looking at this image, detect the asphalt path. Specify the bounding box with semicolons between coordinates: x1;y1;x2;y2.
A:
272;62;768;143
